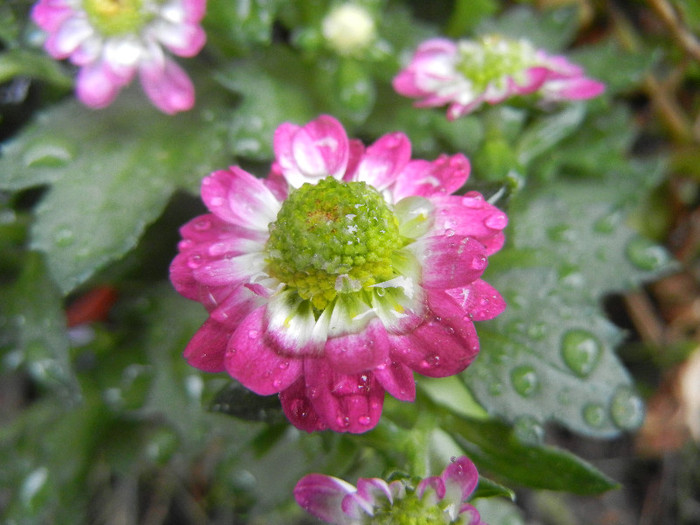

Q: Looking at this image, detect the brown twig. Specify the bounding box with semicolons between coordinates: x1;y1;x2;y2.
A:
647;0;700;63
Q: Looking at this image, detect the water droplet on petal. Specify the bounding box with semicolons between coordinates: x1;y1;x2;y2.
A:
336;416;350;428
272;378;282;388
484;212;507;230
279;361;290;370
187;253;203;269
610;386;645;430
583;403;606;428
444;228;455;237
510;365;539;397
193;218;211;231
420;354;441;369
625;237;670;271
359;415;371;425
561;330;602;377
247;329;259;339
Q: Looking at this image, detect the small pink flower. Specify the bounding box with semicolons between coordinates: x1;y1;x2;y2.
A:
295;456;485;524
170;115;507;434
394;35;605;120
31;0;206;113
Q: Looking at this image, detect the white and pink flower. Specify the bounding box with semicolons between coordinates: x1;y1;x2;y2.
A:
294;456;485;524
394;35;605;120
170;115;507;434
31;0;206;113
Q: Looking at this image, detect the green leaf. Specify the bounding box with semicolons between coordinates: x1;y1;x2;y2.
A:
516;103;586;166
477;6;580;51
216;47;316;161
204;0;282;53
0;87;231;294
446;0;499;37
465;177;675;437
452;417;619;494
0;48;73;86
1;252;79;400
572;39;660;94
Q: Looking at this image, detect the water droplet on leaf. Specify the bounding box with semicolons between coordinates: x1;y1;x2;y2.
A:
510;365;539;397
513;416;544;445
561;329;602;377
625;237;670;271
54;227;74;247
610;386;644;430
583;403;606;428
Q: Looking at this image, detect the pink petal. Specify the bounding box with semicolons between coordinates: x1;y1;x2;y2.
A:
545;77;606;100
75;62;125;108
183;317;230;372
459;503;485;524
416;476;446;502
182;0;207;22
432;192;508;255
373;359;415;401
393;153;470;200
225;308;303;395
209;283;264;325
294;473;356;524
352;132;411;192
445;279;506;322
158;22;206;57
390;291;480;378
324;321;390;374
139;58;195;114
193;252;264;288
441;456;479;505
305;358;384;433
280;377;328;432
200;167;281;229
422;235;488;289
274;115;350;186
45;17;93;58
31;0;74;32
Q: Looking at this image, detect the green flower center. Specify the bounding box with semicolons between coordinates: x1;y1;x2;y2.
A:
456;35;536;93
265;177;403;310
83;0;149;36
370;488;454;525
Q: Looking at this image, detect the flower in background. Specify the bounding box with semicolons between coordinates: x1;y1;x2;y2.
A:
294;456;485;524
170;115;506;433
322;3;377;56
31;0;206;114
393;35;605;120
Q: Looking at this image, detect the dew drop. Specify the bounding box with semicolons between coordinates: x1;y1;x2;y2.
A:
625;237;670;271
308;387;319;399
488;380;503;396
444;228;455;237
420;354;441;369
336;416;350;428
187;253;203;269
582;403;606;428
23;139;75;168
510;365;539;397
54;227;74;247
593;211;621;233
610;386;645;430
547;224;574;243
209;197;225;207
359;415;371;425
527;322;547;340
247;329;259;339
561;329;602;377
513;416;544;446
272;378;282;388
484;212;507;230
193;218;211;231
279;361;290;370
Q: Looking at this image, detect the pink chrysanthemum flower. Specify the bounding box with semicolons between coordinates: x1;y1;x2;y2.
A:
393;35;605;120
31;0;206;113
170;115;507;434
295;456;485;524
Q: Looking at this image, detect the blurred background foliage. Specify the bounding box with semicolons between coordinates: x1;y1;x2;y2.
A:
0;0;699;523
